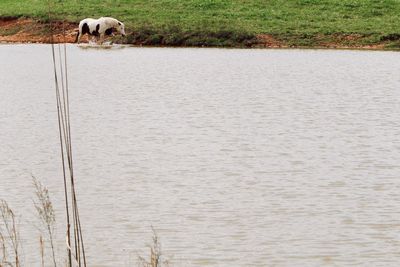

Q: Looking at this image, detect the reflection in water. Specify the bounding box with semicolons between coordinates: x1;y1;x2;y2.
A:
77;43;129;50
1;45;400;266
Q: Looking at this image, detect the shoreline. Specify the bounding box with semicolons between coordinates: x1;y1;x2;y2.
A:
0;17;398;50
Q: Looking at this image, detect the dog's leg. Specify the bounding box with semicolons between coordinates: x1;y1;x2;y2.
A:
89;35;96;44
76;33;82;44
75;31;81;43
98;33;105;45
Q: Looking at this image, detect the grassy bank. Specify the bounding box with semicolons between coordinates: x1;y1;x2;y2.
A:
1;0;400;48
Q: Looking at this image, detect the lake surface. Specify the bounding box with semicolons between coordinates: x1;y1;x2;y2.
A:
1;44;400;266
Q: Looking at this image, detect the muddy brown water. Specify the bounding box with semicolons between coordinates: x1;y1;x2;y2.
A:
1;44;400;266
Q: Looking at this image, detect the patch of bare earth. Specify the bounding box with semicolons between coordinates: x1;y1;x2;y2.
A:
256;34;285;48
317;33;385;49
0;17;78;43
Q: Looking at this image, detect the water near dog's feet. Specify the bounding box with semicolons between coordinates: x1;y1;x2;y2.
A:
76;43;126;50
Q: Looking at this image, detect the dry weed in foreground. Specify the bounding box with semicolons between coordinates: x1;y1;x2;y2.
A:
0;178;61;267
0;200;20;267
138;227;170;267
33;177;57;267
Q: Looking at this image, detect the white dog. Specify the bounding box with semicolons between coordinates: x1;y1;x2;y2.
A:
76;17;126;44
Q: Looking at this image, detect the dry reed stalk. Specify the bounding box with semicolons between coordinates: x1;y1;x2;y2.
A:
47;0;87;265
0;200;20;267
40;235;44;267
0;231;7;266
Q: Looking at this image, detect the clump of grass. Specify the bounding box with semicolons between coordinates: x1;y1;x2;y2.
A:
380;33;400;41
0;200;20;267
138;227;170;267
0;26;21;36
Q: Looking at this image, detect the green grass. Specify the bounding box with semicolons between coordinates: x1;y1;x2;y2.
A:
1;0;400;47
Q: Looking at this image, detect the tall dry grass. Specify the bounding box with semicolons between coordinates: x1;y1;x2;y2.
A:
0;200;20;267
33;176;57;267
0;180;172;267
138;227;170;267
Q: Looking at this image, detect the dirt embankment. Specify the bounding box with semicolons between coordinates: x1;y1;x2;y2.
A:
256;33;388;50
0;17;78;43
0;17;397;49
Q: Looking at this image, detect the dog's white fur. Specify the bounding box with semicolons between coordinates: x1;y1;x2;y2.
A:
76;17;126;44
